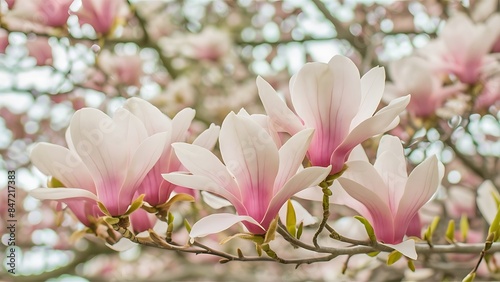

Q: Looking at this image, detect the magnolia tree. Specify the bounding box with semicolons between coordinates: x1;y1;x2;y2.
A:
1;0;500;281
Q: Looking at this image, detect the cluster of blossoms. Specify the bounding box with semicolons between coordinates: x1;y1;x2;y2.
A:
30;54;442;259
386;12;500;120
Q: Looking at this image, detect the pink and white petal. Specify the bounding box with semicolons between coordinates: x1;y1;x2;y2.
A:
112;108;150;153
70;108;146;193
292;57;360;163
373;151;407;213
30;143;96;194
29;187;98;201
192;123;220;150
65;126;76;152
406;213;422;238
274;128;314;193
347;144;369;162
256;76;303;135
263;166;330;227
170;108;196;143
106;238;137;252
238;111;282;147
330;95;410;174
382;239;417;260
394;156;441;241
337;177;395;243
201;191;233;209
331;184;372;222
219;112;279;207
351;66;386;129
189;213;263;238
123;97;171;135
294;186;324;202
341;160;389;207
278;199;317;227
171;142;240;198
374;135;408;207
477;180;499;225
162;173;245;213
118;132;168;213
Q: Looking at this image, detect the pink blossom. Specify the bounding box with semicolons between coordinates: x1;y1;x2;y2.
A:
163;112;331;236
75;0;127;36
335;135;443;245
6;0;15;9
421;13;500;84
26;37;53;66
258;55;410;175
185;27;232;61
30;101;168;217
0;29;8;53
384;56;465;118
122;97;220;207
129;207;157;234
98;51;144;87
474;75;500;111
34;0;73;27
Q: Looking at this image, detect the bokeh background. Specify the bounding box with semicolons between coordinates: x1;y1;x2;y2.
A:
1;0;500;281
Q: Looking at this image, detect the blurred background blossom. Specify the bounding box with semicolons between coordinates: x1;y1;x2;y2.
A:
1;0;500;281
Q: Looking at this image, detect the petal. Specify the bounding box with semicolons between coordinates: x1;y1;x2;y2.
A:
171;142;240;198
70;108;148;198
118;132;168;214
341;160;390;209
337;177;395;243
394;156;441;241
219;112;279;218
29;187;98;201
331;183;372;221
477;180;499;225
263;166;330;229
192;123;220;150
291;56;361;168
256;76;303;135
278;199;317;226
106;238;137;252
201;191;232;209
382;239;417;260
237;111;282;147
170;107;196;143
30;143;96;194
350;66;386;128
347;144;369;162
162;173;245;213
189;213;263;238
294;186;324;202
122;97;171;134
374;135;408;210
274;128;314;193
330;95;410;174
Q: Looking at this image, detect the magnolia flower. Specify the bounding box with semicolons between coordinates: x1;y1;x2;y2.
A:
75;0;127;36
258;55;410;174
0;29;8;53
34;0;73;27
385;56;465;118
163;112;331;236
420;13;500;84
122;97;220;207
26;37;53;66
336;136;442;257
182;26;232;61
98;51;144;87
30;105;167;217
129;207;157;234
477;180;500;225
